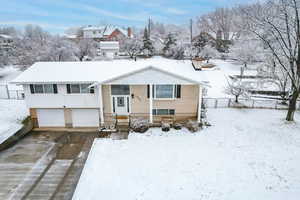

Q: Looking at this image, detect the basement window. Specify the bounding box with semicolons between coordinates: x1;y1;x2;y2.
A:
152;109;175;115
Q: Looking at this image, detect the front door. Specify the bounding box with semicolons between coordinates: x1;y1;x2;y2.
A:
112;96;130;115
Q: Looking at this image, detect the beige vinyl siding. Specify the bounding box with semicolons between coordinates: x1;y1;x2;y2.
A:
100;84;200;123
102;85;111;114
153;85;199;114
130;85;149;114
102;85;114;123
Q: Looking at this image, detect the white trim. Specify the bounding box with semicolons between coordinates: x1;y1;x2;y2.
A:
110;85;131;115
149;84;153;124
197;85;202;123
101;66;201;85
98;85;104;125
111;95;131;115
153;84;176;100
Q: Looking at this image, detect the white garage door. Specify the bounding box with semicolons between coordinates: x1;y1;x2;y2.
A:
72;109;99;127
37;109;65;127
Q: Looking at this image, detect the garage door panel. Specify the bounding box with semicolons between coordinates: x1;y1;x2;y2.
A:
72;109;99;127
37;109;65;127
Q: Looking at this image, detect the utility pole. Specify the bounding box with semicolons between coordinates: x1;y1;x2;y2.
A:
190;18;193;43
148;17;151;39
190;19;193;59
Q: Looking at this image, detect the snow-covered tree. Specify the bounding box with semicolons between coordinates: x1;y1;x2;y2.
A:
230;39;262;68
121;38;142;58
192;32;216;56
42;36;78;62
257;54;291;103
197;7;235;40
242;0;300;121
163;33;177;57
76;39;98;61
199;45;218;63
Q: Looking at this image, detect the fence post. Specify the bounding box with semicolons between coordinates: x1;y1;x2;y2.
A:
16;91;19;100
252;99;255;108
228;99;231;107
275;101;278;109
214;99;218;108
5;85;10;99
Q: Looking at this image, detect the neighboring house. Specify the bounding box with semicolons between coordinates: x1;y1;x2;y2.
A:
98;41;120;59
11;57;207;129
0;34;13;51
83;25;132;41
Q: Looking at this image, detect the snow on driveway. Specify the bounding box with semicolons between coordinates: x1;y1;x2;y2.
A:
73;109;300;200
0;99;28;144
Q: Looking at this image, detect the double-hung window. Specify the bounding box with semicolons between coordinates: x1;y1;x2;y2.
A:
155;85;174;99
147;84;181;99
30;84;57;94
67;84;94;94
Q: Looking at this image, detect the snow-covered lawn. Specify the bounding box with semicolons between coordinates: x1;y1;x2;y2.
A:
73;109;300;200
0;66;27;144
0;66;22;90
203;59;259;98
0;100;28;144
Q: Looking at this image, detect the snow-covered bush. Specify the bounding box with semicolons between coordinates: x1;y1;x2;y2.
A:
173;123;182;130
185;120;199;132
130;117;149;133
161;122;170;132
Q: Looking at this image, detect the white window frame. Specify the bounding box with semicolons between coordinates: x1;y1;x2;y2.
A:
69;84;94;94
32;84;55;94
154;84;175;100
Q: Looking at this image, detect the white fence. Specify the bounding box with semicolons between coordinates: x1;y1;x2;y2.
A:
0;84;24;100
203;98;300;110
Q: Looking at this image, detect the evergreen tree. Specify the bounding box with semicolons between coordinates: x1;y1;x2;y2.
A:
163;33;177;57
142;27;154;57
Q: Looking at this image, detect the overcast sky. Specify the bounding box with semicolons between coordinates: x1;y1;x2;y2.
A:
0;0;257;33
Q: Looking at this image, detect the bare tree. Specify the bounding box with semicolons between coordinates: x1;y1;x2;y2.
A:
242;0;300;121
258;54;291;103
225;67;249;103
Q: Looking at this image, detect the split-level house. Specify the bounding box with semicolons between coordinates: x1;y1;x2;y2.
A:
11;57;207;129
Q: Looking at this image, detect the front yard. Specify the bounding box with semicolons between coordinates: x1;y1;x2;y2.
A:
73;108;300;200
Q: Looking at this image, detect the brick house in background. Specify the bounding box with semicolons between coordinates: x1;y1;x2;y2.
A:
83;25;133;41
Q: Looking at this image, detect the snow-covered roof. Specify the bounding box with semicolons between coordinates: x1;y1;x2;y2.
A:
64;34;77;39
11;57;208;85
83;25;128;36
99;41;119;50
82;26;106;31
0;34;13;39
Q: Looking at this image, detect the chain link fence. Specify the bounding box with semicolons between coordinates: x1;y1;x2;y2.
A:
203;97;300;110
